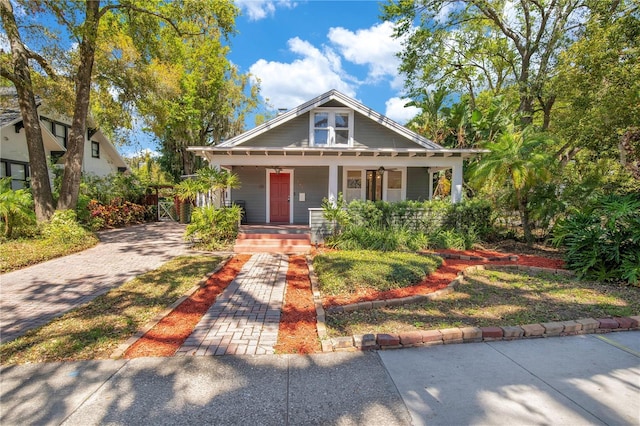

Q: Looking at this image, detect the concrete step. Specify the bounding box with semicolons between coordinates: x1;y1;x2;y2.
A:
239;225;310;235
233;242;312;254
237;233;309;241
234;238;311;247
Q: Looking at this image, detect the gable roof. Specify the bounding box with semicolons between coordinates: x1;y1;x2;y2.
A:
217;89;444;150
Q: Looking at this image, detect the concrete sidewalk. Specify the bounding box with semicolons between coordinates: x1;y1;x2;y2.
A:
1;332;638;425
0;222;189;343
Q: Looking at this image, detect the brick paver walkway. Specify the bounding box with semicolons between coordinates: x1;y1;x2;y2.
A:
177;253;287;356
0;222;189;343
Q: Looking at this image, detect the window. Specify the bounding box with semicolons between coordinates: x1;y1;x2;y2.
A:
343;168;405;203
345;170;363;202
310;109;353;146
42;118;69;148
1;159;29;190
91;141;100;158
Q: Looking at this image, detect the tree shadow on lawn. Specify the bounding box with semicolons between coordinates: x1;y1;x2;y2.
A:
326;269;640;335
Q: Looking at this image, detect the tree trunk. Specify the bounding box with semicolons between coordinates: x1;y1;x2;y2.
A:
58;0;100;211
0;0;55;222
518;192;533;245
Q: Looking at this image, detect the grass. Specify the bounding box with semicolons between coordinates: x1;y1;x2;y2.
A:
313;250;442;296
0;255;223;365
0;235;99;273
326;268;640;337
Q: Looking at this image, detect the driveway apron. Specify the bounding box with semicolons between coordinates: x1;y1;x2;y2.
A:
0;222;189;343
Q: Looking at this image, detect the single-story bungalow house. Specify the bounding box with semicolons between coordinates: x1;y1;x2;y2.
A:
1;89;128;190
189;90;485;229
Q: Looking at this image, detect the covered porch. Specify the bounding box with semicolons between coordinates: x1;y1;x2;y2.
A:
190;146;476;226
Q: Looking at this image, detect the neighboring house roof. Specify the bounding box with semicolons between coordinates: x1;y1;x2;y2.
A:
190;89;486;159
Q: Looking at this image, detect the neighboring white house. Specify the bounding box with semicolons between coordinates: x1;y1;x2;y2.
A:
0;90;128;190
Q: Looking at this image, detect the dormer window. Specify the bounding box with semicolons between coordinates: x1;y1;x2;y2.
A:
310;108;353;147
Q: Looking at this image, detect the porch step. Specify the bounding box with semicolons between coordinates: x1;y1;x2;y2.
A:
234;225;312;254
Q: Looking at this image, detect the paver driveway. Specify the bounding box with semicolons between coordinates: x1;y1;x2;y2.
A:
0;222;189;343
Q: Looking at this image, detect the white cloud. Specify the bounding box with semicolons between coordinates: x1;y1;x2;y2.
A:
236;0;297;21
249;37;358;109
328;21;403;85
384;97;421;124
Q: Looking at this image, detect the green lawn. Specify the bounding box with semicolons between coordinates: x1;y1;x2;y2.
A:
0;236;99;273
0;255;224;365
313;250;442;296
326;268;640;337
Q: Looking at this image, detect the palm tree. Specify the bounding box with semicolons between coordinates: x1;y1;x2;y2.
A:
0;178;35;238
195;167;240;207
470;127;555;243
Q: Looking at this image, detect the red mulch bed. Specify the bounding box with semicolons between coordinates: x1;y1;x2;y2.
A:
322;249;565;308
274;255;321;354
124;254;251;358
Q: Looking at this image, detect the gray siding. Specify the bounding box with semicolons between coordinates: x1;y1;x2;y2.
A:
293;167;328;223
242;113;310;148
309;208;333;244
406;167;430;201
353;113;420;149
231;166;267;223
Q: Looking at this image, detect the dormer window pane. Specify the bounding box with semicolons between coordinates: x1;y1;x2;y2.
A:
314;129;329;145
335;113;349;128
335;129;349;145
314;113;329;128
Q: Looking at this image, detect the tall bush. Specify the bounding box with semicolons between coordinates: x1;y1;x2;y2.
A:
185;205;242;250
552;193;640;284
0;177;36;239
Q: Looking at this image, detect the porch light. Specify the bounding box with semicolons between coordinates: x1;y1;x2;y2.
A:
377;166;385;173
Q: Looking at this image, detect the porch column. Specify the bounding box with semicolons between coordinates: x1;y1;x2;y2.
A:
451;161;463;203
328;164;339;205
428;169;434;201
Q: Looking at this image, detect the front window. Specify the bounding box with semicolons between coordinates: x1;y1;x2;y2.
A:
343;168;405;203
310;109;353;146
91;141;100;158
1;160;29;190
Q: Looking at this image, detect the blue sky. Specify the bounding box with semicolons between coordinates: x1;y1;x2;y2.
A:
123;0;421;156
229;0;418;123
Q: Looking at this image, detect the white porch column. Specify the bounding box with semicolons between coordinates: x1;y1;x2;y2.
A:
428;169;434;201
451;161;463;203
328;164;339;204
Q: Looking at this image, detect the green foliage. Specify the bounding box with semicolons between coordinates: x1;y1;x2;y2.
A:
326;198;489;251
40;210;92;245
313;250;442;296
87;199;149;230
442;198;492;239
326;226;430;252
185;205;241;250
321;192;349;235
552;194;640;284
0;178;36;239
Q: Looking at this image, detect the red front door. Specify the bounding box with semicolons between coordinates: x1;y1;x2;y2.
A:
270;173;290;223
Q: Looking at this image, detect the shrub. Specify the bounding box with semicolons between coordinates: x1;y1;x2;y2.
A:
552;193;640;284
429;229;468;250
40;210;91;245
185;205;241;250
326;225;429;252
0;177;36;239
87;199;148;230
442;198;493;239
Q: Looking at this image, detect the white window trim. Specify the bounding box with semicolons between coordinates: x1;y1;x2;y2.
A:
309;108;354;147
342;167;407;202
265;168;294;224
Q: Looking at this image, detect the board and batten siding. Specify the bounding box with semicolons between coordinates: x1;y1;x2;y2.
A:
406;167;430;201
230;166;267;223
